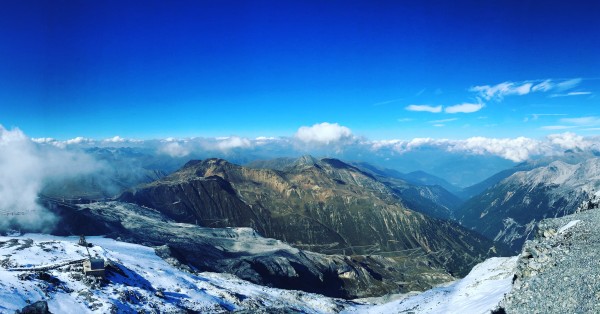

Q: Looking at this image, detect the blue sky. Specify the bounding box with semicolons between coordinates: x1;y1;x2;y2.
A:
1;0;599;140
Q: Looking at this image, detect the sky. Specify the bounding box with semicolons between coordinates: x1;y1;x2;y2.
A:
1;0;599;141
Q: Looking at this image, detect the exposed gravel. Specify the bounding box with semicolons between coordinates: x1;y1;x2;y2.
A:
500;204;600;313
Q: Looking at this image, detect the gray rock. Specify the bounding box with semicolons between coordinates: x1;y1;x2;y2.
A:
499;205;600;313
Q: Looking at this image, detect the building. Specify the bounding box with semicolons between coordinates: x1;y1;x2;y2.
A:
83;258;105;278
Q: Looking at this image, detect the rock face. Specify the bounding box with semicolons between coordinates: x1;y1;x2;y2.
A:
457;158;600;251
120;157;501;278
16;301;52;314
498;196;600;313
48;201;454;299
251;158;463;220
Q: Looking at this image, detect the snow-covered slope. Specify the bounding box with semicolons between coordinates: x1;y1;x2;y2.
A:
0;234;349;313
345;257;517;314
1;233;517;313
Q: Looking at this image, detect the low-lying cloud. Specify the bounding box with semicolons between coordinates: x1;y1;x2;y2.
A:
370;132;599;162
26;121;600;170
1;126;102;232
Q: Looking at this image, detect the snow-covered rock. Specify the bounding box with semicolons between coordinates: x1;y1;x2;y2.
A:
0;234;349;313
0;233;522;313
458;157;600;251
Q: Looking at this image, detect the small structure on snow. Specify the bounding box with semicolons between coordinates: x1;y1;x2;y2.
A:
83;258;106;278
79;235;106;278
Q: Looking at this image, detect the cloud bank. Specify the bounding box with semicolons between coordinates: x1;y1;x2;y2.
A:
370;132;600;162
27;122;600;167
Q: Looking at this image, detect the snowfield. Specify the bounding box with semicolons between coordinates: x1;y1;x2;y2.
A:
0;234;516;313
344;256;517;314
0;234;348;313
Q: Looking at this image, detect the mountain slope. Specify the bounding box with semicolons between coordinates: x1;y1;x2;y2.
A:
0;232;518;314
47;200;453;299
0;234;352;313
499;198;600;313
458;158;600;251
352;162;461;194
249;158;463;220
459;162;540;200
352;162;463;220
120;157;501;277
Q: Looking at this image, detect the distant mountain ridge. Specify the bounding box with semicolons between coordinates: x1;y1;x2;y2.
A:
457;158;600;251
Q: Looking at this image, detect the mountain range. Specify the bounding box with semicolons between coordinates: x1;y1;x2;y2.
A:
458;158;600;251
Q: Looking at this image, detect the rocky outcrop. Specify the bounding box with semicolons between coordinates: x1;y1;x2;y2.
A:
120;157;503;278
16;301;52;314
497;196;600;313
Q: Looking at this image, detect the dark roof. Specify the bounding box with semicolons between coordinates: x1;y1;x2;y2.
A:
89;258;104;269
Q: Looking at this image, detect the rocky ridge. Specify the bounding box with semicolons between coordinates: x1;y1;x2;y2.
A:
497;193;600;313
458;158;600;251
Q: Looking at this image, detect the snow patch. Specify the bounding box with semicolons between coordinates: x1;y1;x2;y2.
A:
558;220;581;234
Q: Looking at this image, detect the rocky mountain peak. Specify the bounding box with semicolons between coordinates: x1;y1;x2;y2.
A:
287;154;322;170
458;157;600;251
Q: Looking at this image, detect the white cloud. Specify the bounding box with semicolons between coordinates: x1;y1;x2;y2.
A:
294;122;353;145
445;103;484;114
449;136;548;162
472;78;583;101
368;133;599;162
433;124;445;127
549;91;592;98
430;118;458;123
0;126;101;232
31;137;57;144
405;105;442;113
104;135;126;143
555;78;582;91
470;82;533;101
159;142;191;157
216;136;252;150
547;132;591;150
532;80;553;92
566;91;591;96
254;136;279;146
65;136;93;145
